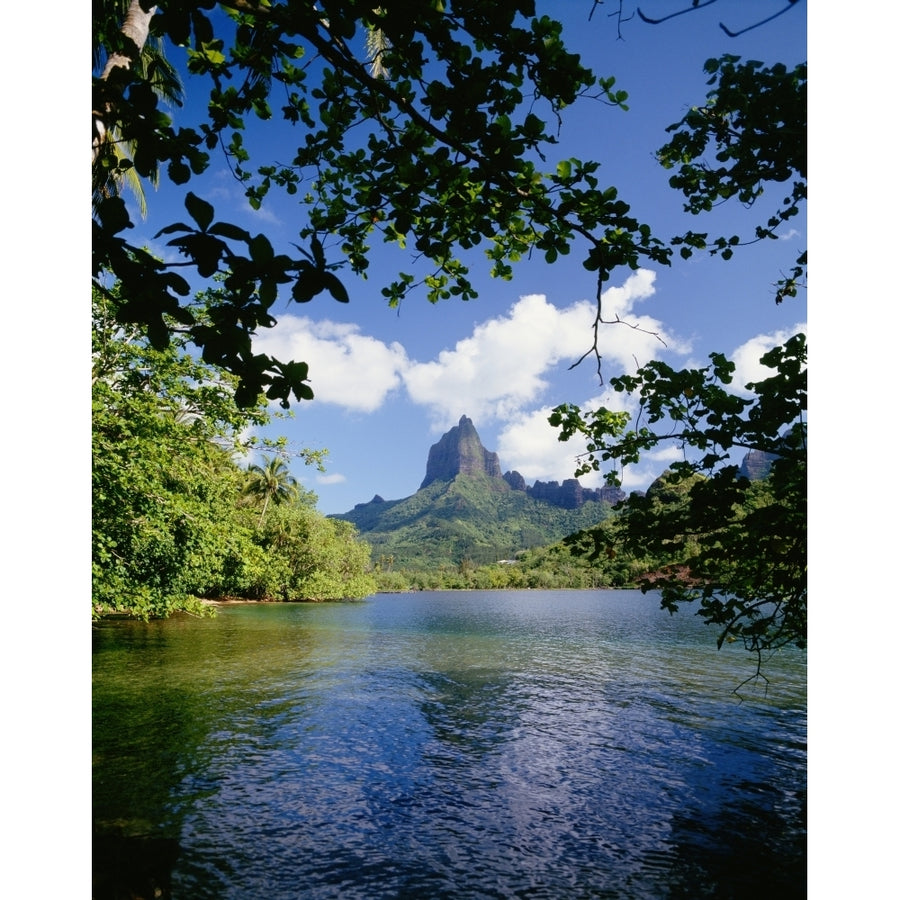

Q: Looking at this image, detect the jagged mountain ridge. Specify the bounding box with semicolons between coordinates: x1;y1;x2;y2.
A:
331;416;774;570
379;415;625;511
332;416;621;569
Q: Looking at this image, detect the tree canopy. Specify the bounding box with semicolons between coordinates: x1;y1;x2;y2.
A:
243;455;301;526
93;0;677;406
92;284;375;618
658;53;806;304
551;334;806;665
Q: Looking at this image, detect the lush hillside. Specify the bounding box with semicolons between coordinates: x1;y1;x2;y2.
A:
333;472;615;570
92;285;377;619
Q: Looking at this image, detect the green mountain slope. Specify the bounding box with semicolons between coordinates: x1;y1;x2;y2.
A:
332;472;614;570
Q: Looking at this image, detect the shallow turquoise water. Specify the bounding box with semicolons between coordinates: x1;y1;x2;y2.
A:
93;590;806;898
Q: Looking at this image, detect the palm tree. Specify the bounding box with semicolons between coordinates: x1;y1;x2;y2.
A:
243;456;300;527
93;0;183;217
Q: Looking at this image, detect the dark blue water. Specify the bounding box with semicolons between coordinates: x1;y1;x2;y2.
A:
92;591;806;899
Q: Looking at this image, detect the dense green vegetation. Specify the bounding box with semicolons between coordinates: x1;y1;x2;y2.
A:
92;285;376;618
335;472;616;570
371;535;626;592
92;275;800;619
554;336;806;657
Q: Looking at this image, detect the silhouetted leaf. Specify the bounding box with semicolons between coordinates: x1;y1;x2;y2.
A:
322;272;350;303
96;197;133;235
185;192;215;231
209;222;252;243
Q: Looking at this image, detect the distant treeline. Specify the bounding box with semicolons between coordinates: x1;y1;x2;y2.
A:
369;527;643;592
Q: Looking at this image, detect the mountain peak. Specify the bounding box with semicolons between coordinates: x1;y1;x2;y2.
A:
420;416;502;489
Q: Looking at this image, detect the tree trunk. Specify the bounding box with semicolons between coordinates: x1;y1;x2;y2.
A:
257;493;271;528
93;0;158;164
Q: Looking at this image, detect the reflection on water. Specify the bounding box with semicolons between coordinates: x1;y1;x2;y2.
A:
93;591;806;899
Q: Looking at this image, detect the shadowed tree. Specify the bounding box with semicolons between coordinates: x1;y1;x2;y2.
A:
93;0;184;216
91;0;671;406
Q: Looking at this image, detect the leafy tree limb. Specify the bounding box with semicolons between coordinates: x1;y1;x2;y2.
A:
657;54;806;303
551;333;807;657
93;1;673;405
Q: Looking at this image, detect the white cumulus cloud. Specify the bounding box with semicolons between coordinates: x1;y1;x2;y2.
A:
316;472;347;485
403;292;592;429
496;407;585;482
495;387;637;484
251;270;689;440
731;323;807;395
403;270;683;430
252;314;409;412
495;381;692;494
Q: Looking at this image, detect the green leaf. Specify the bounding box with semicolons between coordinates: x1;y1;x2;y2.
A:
292;269;323;302
162;272;191;296
168;160;191;184
154;222;192;237
310;235;325;268
96;197;133;235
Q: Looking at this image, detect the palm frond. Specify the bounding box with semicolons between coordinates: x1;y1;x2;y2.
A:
365;22;391;79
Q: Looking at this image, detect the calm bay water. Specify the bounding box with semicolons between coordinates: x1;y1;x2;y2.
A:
92;590;806;899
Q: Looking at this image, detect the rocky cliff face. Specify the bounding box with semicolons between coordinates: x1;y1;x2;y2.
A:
420;415;502;489
517;475;625;508
502;470;527;492
417;416;624;507
739;449;777;481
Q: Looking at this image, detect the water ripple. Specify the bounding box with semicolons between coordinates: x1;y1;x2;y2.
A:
93;591;806;899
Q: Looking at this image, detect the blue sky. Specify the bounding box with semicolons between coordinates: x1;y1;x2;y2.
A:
127;1;808;514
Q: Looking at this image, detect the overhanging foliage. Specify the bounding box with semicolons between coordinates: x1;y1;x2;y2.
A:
93;0;673;405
